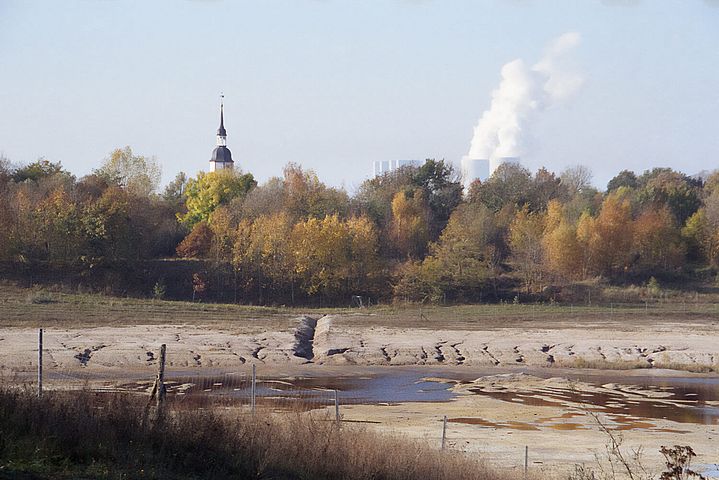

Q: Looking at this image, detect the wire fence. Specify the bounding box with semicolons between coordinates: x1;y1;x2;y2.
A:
27;345;339;417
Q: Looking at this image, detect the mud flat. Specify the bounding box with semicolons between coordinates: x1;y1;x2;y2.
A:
1;314;717;373
327;372;719;478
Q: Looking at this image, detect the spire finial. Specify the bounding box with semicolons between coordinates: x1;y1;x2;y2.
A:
218;93;226;137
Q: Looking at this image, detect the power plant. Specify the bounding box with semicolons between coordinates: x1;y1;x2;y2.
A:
373;159;423;177
459;32;582;191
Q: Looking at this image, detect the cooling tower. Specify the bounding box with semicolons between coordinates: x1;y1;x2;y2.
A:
490;156;520;175
460;156;490;191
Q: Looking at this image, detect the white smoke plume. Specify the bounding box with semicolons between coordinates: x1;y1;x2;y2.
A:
466;32;583;165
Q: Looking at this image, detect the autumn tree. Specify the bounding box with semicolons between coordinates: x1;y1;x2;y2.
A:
529;167;567;211
238;177;287;219
508;206;546;293
542;200;583;280
176;221;213;258
289;214;380;301
235;212;296;303
96;147;161;197
632;207;685;274
583;191;634;277
291;215;351;298
682;189;719;266
345;215;381;293
389;188;430;259
282;163;349;221
395;203;500;301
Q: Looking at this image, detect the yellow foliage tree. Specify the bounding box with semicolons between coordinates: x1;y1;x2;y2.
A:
542;200;583;280
509;206;546;293
390;189;430;259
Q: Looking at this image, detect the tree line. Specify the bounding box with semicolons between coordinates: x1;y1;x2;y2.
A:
1;147;717;304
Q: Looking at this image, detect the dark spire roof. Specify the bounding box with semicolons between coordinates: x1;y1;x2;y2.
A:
211;145;233;163
217;101;227;137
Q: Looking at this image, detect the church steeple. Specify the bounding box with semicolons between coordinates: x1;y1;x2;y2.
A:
217;99;227;139
209;94;234;172
216;95;227;146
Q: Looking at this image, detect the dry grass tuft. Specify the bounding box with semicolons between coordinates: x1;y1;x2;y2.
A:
0;387;506;480
554;358;653;371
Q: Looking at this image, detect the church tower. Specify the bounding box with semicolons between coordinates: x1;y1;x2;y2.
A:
209;97;234;172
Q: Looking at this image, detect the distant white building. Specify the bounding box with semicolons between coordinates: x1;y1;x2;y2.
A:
373;159;423;177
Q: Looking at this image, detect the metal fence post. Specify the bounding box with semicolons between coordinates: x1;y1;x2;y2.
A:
251;363;256;415
37;328;43;398
524;445;528;479
334;389;340;425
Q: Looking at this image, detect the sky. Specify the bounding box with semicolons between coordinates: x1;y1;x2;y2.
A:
1;0;718;192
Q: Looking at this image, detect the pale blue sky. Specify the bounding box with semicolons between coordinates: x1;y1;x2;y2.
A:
1;0;718;191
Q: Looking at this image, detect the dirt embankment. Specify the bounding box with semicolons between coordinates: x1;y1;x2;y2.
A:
1;314;717;374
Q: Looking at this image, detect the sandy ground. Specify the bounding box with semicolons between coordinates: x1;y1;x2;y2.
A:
1;314;717;373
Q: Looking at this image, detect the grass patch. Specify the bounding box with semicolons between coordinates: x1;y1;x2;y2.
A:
1;281;719;330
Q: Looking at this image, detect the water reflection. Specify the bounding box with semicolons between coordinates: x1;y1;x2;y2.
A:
111;369;719;428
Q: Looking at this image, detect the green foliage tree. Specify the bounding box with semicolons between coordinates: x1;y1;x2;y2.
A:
637;168;702;225
163;171;188;203
179;169;256;228
12;158;68;183
607;169;639;192
470;162;533;212
411;159;463;237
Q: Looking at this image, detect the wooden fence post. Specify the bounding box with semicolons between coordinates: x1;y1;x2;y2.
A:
37;328;43;398
157;344;167;407
441;415;448;450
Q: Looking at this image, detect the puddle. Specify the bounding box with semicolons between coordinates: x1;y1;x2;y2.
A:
80;368;719;428
449;417;540;431
467;382;719;426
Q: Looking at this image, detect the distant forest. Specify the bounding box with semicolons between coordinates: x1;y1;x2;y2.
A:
1;147;718;305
